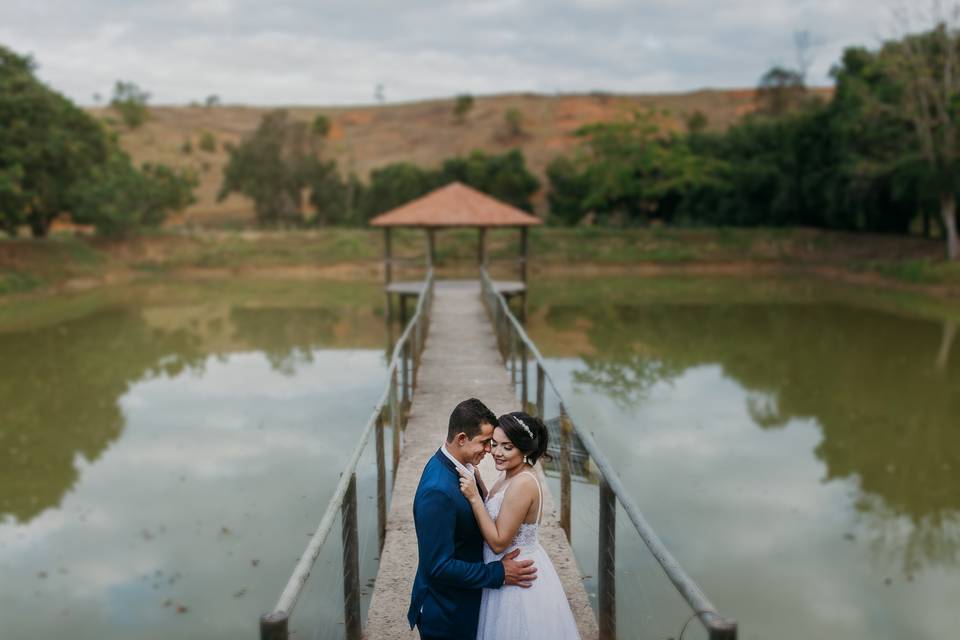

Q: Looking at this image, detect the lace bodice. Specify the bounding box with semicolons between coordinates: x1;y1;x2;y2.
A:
483;472;541;554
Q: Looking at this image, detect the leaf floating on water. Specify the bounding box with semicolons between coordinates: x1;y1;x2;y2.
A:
233;588;247;598
162;599;173;608
251;559;260;567
221;526;231;535
176;604;189;614
37;571;47;579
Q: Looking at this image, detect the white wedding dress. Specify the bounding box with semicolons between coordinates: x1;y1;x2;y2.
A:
476;471;581;640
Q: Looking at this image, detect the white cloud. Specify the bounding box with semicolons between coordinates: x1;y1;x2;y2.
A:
0;1;897;105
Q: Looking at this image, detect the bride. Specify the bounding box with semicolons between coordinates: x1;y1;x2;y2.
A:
457;411;581;639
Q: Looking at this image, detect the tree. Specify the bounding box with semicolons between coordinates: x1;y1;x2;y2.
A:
685;110;709;133
881;13;960;259
110;80;150;129
439;149;540;211
0;45;109;236
70;150;197;236
204;94;220;108
504;108;525;138
198;131;217;152
312;114;331;138
218;110;322;226
453;93;474;123
756;66;807;117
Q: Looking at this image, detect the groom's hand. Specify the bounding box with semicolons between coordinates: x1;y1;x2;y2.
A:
501;549;537;588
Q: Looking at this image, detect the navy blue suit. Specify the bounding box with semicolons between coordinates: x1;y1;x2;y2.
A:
408;449;505;639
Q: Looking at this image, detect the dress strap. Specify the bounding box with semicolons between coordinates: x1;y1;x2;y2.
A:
518;470;543;524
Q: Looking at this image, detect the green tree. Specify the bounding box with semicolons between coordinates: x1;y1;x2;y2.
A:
756;66;807;117
439;149;540;211
312;114;331;138
685;110;709;133
218;110;321;227
504;108;525;138
70;150;197;236
198;131;217;152
110;80;150;129
0;45;109;236
453;93;474;123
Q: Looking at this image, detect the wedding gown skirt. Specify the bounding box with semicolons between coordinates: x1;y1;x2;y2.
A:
476;475;581;640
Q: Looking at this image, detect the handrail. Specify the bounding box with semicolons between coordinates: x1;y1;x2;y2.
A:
260;268;435;640
479;267;738;640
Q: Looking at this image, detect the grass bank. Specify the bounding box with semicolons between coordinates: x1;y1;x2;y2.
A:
1;227;958;300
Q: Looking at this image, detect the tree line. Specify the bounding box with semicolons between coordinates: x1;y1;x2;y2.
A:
0;45;196;237
547;24;960;260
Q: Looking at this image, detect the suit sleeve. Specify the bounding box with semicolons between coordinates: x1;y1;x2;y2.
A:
415;488;505;589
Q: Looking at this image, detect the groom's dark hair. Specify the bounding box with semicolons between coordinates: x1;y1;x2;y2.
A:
447;398;497;442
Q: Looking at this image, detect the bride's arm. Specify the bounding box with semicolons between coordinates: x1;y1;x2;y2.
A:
459;469;537;554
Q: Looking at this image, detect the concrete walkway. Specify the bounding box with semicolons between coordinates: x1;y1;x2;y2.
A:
365;281;598;639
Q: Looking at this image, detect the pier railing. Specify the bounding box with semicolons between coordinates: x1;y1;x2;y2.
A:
260;269;435;640
480;267;738;640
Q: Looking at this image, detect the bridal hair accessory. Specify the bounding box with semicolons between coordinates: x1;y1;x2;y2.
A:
514;415;534;440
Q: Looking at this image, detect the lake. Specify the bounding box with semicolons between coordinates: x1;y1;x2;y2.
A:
2;273;958;640
0;279;394;640
526;275;960;640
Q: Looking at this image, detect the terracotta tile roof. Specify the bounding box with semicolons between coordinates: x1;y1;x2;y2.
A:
368;181;542;227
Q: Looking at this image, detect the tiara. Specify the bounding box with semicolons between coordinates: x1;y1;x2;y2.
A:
514;415;534;439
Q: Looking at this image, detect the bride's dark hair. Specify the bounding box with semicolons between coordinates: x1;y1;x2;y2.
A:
497;411;551;465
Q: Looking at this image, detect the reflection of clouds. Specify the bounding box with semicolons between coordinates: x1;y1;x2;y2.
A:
0;348;384;639
547;357;960;640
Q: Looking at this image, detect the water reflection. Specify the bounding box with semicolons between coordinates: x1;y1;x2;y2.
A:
528;283;960;632
0;280;388;640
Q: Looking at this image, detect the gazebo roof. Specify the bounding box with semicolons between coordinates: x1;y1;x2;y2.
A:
368;181;542;228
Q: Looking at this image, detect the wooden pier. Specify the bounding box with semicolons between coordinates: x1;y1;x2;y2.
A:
365;280;598;639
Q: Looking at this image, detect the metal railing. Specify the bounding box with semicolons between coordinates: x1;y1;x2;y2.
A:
479;267;738;640
260;269;435;640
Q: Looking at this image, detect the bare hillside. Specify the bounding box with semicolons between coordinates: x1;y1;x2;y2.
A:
89;89;832;226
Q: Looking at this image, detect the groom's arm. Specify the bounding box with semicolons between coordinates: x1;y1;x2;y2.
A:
415;488;505;589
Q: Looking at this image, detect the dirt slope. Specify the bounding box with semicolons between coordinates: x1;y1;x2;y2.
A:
90;88;833;226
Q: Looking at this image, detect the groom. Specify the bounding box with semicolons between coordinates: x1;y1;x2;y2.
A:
407;398;537;640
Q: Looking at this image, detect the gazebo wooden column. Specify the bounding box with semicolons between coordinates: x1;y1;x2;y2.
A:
426;228;437;267
519;226;529;284
478;227;487;266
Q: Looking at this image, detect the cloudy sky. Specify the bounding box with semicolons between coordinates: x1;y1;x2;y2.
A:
1;0;889;106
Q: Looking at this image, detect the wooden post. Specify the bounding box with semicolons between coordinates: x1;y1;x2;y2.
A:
341;473;362;640
375;409;387;551
478;227;487;266
559;404;572;541
598;476;616;640
402;340;410;407
536;364;545;418
520;341;528;410
519;226;529;283
390;370;400;481
399;295;408;331
383;228;393;284
259;612;289;640
427;228;436;267
709;620;739;640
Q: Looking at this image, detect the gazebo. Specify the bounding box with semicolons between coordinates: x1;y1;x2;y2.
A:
369;181;542;322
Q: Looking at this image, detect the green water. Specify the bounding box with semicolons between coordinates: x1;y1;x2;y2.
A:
0;279;392;640
527;276;960;640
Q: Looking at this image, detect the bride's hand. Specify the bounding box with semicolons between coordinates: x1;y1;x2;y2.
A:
458;468;480;503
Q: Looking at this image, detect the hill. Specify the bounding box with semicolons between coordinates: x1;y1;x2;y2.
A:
89;88;833;226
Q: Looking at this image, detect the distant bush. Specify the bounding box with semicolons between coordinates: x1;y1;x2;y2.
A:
504;108;525;138
110;80;150;129
198;131;217;152
204;94;220;108
312;114;331;138
180;138;193;154
453;94;474;123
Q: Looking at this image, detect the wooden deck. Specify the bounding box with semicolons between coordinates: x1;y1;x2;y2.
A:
386;279;526;297
364;281;598;639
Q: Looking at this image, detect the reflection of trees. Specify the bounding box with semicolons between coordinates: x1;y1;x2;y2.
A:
546;301;960;571
0;308;206;524
229;307;340;375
